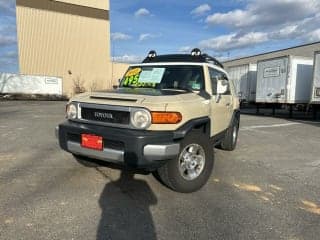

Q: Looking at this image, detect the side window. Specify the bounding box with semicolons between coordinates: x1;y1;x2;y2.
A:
222;73;231;95
208;67;230;95
208;67;218;95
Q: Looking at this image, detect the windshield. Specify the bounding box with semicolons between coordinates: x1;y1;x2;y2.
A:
120;65;205;91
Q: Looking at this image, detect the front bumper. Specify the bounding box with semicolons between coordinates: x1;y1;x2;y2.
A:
56;121;180;169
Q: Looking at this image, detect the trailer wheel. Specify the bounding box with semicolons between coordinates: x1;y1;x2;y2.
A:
220;118;239;151
156;136;214;193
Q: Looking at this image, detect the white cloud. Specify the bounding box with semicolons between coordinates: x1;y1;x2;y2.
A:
200;32;268;52
134;8;151;17
139;33;161;42
112;54;143;64
191;4;211;16
111;32;132;41
306;29;320;42
269;25;298;40
206;9;252;28
200;0;320;53
206;0;319;30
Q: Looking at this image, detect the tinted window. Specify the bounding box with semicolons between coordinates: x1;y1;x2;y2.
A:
208;68;230;95
120;65;205;91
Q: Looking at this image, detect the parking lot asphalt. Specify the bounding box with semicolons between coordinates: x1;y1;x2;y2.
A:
0;101;319;240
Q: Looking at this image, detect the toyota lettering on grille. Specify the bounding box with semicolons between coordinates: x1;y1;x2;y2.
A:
94;112;113;119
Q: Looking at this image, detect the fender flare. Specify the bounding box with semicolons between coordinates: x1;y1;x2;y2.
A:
173;117;211;140
229;110;240;128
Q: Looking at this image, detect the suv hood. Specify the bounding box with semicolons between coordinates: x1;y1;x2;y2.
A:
71;88;208;111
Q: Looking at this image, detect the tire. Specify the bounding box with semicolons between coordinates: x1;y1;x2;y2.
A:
220;118;239;151
156;135;214;193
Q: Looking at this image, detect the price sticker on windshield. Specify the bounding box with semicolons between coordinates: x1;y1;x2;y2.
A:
139;68;165;83
125;68;142;77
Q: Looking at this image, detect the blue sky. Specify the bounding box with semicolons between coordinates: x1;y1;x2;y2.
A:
110;0;320;62
0;0;320;72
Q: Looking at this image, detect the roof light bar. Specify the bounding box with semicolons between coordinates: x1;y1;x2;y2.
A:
141;49;224;69
148;50;157;58
191;48;201;56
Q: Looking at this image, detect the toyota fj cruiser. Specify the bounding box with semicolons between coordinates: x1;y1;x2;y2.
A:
56;49;240;193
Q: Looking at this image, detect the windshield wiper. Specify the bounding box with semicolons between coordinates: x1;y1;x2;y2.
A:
161;88;193;93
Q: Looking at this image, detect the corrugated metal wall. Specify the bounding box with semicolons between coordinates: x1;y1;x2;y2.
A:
16;0;114;96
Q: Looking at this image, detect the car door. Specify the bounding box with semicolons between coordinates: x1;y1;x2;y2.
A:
208;67;234;136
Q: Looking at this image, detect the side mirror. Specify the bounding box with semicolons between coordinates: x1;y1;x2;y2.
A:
217;79;228;95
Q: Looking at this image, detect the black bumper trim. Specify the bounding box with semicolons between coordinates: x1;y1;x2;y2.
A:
57;121;179;169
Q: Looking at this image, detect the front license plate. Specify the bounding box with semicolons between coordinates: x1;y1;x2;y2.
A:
81;134;103;151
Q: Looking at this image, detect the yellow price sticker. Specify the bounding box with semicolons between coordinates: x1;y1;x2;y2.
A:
125;68;142;77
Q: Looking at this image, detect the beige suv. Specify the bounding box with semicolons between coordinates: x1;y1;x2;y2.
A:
56;49;240;193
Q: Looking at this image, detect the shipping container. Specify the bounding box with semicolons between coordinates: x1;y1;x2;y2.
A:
0;73;62;95
227;63;257;102
311;51;320;104
256;56;313;104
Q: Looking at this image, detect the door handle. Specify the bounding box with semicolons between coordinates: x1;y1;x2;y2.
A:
226;103;231;107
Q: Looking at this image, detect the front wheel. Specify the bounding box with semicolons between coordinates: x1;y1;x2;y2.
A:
156;136;214;193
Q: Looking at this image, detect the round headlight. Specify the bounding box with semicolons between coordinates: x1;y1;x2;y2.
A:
131;109;151;129
67;103;77;119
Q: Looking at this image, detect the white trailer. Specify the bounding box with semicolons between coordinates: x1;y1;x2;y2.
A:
0;73;62;95
227;63;257;103
256;56;313;104
310;51;320;120
311;51;320;104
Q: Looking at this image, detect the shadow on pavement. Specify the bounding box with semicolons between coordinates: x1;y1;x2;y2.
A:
96;171;158;240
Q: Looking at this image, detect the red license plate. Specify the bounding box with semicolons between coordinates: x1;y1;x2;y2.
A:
81;134;103;151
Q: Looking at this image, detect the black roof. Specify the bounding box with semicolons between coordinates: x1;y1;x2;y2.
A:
142;54;224;69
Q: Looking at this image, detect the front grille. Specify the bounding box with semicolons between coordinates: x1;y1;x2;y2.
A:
81;107;130;125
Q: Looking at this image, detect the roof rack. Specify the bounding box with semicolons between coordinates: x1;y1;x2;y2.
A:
142;49;224;69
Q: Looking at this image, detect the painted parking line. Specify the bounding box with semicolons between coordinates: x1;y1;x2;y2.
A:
240;122;301;131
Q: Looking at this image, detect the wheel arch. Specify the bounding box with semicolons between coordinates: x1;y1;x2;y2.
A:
173;117;211;141
229;109;240;128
